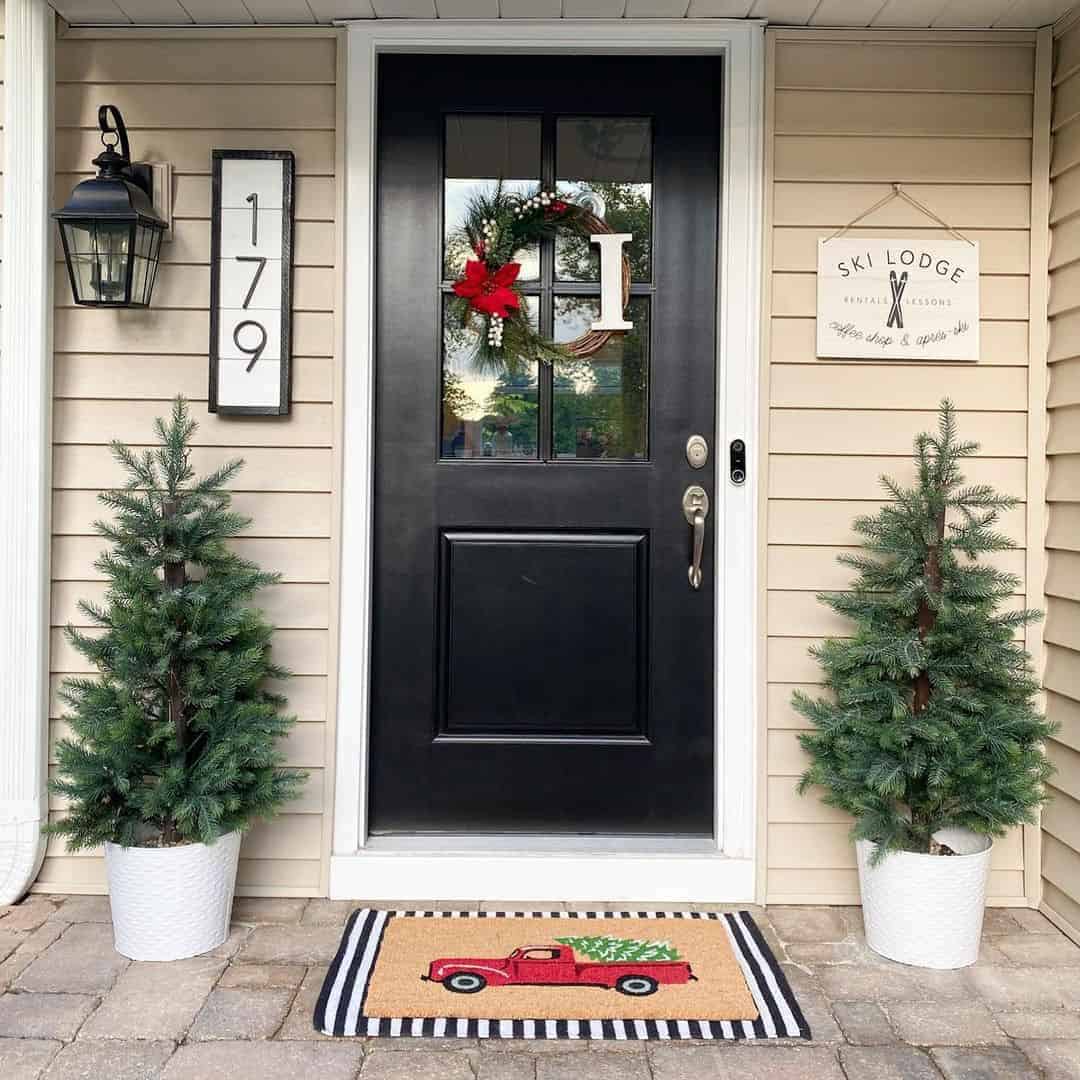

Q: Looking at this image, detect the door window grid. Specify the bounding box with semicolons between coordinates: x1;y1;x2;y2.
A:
441;113;653;462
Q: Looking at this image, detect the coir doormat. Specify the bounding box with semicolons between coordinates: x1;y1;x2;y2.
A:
315;909;809;1041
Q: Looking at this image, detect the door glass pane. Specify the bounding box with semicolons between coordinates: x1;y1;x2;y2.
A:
555;117;652;283
442;298;539;459
553;296;648;460
444;115;542;281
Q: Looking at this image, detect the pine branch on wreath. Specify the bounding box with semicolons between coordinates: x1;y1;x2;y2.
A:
450;182;594;375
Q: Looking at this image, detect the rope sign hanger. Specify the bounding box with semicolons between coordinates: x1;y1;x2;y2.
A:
824;183;975;246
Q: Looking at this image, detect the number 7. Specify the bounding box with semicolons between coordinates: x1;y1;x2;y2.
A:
235;255;267;309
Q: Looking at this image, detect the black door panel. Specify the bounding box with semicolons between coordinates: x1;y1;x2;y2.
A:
370;54;721;835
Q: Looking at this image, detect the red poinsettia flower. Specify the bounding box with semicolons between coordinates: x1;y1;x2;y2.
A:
550;200;568;213
453;260;522;319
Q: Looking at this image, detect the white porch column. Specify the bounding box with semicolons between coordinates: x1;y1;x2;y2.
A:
0;0;55;904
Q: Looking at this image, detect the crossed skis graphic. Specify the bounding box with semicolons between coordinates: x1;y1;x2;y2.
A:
887;270;908;330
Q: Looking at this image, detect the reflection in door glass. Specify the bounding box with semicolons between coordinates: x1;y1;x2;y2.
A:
442;299;539;459
555;117;652;283
444;115;542;281
553;296;648;460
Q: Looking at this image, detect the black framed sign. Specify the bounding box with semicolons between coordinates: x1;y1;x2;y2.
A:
209;149;295;415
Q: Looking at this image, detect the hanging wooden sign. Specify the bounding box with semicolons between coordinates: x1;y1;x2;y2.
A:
816;238;980;362
209;149;295;415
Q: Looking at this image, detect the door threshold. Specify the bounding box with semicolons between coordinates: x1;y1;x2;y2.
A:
329;843;755;903
361;834;718;855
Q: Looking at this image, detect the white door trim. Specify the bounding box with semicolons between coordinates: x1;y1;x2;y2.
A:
332;18;765;901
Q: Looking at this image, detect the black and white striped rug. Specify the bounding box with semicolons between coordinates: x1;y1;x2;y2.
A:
314;909;809;1041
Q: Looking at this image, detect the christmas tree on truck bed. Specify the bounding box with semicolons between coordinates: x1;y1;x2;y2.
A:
554;935;681;963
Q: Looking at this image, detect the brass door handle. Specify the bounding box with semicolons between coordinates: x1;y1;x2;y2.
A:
682;485;709;590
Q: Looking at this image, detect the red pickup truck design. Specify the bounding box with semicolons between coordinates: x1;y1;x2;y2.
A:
422;944;696;997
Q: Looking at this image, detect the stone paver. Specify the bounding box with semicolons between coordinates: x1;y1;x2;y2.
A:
0;930;25;965
188;988;293;1041
964;965;1080;1009
80;956;226;1041
361;1048;478;1078
1008;909;1058;933
979;909;1022;935
0;899;60;933
537;1049;649;1079
50;897;111;924
992;1009;1080;1038
991;931;1080;965
768;906;850;943
277;965;332;1041
652;1044;844;1078
43;1039;175;1080
16;923;128;995
206;924;253;960
832;1001;897;1045
0;994;97;1041
0;1038;62;1080
930;1045;1040;1079
231;899;308;925
161;1041;365;1080
301;900;357;926
238;924;343;965
217;963;305;989
887;1001;1006;1046
0;923;67;992
475;1055;537;1080
837;1045;941;1080
1015;1039;1080;1079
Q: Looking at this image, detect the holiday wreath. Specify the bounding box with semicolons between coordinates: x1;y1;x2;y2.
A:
448;182;631;375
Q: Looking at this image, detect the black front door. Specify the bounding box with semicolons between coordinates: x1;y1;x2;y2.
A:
370;54;721;836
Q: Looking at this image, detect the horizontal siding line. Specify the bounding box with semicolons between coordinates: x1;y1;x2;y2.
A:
771;315;1029;326
774;85;1034;96
766;452;1027;460
775;225;1030;235
53;354;333;361
774;178;1032;188
51;487;331;496
54;81;336;88
1054;111;1080;135
772;269;1028;279
767;497;1028;506
773;31;1035;45
52;441;333;450
768;403;1030;412
59;124;336;132
774;132;1033;141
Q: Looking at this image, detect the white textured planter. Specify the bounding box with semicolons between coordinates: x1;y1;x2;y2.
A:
104;831;241;961
856;827;993;970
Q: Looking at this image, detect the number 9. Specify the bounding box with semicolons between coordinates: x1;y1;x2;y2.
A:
233;319;268;372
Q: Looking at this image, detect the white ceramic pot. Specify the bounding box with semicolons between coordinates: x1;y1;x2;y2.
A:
104;831;241;961
856;827;993;970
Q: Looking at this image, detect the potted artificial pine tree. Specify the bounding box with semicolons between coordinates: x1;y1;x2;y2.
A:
47;399;305;961
795;401;1055;969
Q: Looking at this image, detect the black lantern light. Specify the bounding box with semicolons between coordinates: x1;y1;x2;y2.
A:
54;105;167;308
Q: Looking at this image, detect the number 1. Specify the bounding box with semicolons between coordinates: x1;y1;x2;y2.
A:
246;192;258;246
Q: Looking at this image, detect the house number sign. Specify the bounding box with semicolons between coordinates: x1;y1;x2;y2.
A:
816;238;980;362
209;150;295;415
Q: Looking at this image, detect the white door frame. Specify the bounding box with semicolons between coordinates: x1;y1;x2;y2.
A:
331;18;765;902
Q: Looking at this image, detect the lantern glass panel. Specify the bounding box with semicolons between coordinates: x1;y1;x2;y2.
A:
61;220;135;304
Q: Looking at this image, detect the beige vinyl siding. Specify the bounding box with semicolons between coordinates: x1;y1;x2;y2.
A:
764;29;1042;905
35;29;338;897
1043;15;1080;941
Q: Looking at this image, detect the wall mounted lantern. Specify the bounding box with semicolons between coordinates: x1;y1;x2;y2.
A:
53;105;167;308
